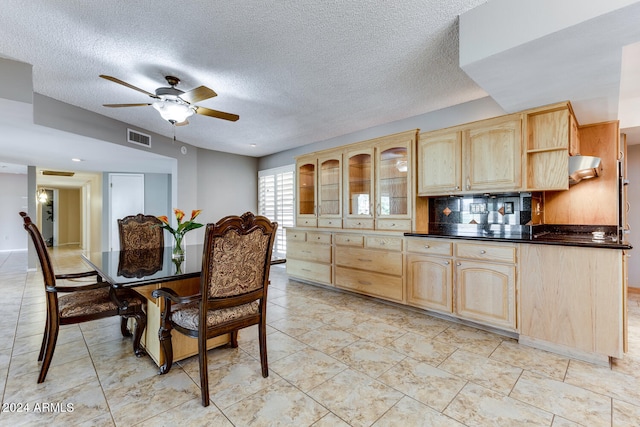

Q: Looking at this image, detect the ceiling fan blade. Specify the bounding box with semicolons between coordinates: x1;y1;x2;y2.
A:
195;106;239;122
99;75;159;98
103;103;152;107
180;86;217;104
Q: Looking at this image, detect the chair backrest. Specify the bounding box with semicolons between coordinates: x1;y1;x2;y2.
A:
118;214;164;250
201;212;278;299
20;212;56;288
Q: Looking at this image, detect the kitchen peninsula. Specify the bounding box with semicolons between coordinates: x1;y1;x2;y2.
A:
286;101;631;366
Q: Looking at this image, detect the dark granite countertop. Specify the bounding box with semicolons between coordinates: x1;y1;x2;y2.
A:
405;224;632;250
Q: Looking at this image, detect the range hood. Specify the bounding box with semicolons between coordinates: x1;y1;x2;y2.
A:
569;155;602;186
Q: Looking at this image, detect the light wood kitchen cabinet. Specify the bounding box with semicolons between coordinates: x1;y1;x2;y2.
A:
286;230;332;284
296;155;317;227
296;151;343;228
417;128;461;195
375;137;413;231
405;238;453;313
525;102;579;191
335;234;404;302
462;114;523;192
519;244;624;362
344;147;375;229
417;114;522;196
454;242;517;331
318;153;343;228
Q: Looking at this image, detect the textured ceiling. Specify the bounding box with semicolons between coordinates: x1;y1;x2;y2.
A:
0;0;489;157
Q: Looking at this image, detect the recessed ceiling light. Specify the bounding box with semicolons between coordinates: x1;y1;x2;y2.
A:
250;144;257;147
71;158;83;162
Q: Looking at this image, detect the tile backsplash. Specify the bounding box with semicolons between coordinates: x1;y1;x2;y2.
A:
429;193;543;227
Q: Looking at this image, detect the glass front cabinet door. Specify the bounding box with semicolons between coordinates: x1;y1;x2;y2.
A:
343;148;374;229
296;156;317;227
374;135;414;231
317;153;342;228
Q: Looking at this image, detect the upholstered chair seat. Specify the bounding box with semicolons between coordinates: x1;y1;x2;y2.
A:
58;287;144;318
170;301;260;331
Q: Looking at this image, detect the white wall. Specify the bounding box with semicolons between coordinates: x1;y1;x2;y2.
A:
195;150;259;245
627;144;640;288
0;173;28;251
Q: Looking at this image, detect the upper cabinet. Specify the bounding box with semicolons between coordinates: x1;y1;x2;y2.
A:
418;114;523;196
525;102;580;191
296;150;343;228
462;114;523;192
344;147;375;229
295;130;416;231
343;131;416;231
417;128;462;195
296;155;317;227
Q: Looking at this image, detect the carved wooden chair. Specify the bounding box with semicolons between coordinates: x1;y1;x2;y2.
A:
20;212;146;383
117;213;164;250
152;212;277;406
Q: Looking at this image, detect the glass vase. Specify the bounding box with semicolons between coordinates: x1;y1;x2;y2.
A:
172;235;184;260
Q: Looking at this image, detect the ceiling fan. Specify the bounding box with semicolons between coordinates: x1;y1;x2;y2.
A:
100;75;239;126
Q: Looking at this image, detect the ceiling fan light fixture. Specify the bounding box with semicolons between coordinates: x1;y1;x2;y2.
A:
152;99;194;124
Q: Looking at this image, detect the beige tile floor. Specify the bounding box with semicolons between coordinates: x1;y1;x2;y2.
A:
1;246;640;426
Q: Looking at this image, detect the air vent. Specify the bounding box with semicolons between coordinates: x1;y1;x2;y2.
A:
42;170;75;177
127;128;151;148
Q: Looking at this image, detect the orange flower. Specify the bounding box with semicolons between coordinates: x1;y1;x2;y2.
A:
190;209;202;220
157;215;169;225
174;208;185;222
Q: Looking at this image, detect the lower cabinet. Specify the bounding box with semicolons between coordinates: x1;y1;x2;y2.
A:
286;230;332;284
455;260;516;330
405;238;517;331
406;254;453;313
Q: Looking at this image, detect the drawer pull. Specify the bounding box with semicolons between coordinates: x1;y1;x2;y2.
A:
358;258;372;262
424;245;430;249
302;268;311;272
480;250;486;254
358;280;372;285
301;250;311;253
316;236;321;240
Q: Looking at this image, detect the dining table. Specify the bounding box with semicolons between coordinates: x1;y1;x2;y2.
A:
81;244;283;370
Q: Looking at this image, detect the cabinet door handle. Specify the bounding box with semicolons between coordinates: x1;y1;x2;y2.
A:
358;280;372;286
444;261;450;265
424;245;430;249
456;262;461;266
358;258;372;262
480;250;486;254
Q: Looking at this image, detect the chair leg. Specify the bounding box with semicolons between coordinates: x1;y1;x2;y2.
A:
37;320;59;383
198;334;209;407
230;330;239;348
38;316;51;362
120;316;132;337
131;313;147;357
157;322;174;375
258;320;269;378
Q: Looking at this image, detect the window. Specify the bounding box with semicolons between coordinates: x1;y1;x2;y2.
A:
258;165;295;259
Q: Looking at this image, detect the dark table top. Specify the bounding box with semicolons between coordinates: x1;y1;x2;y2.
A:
82;245;286;288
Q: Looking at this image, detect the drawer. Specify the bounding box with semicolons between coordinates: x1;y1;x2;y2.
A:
455;242;516;263
405;238;452;256
365;235;403;251
376;218;411;231
334;234;364;247
335;266;403;302
287;259;332;284
335;246;403;276
287;230;307;242
287;241;332;263
318;218;342;228
344;218;374;229
306;232;332;244
297;217;317;227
